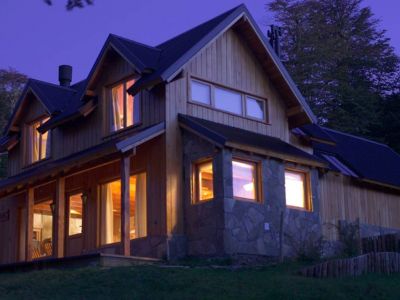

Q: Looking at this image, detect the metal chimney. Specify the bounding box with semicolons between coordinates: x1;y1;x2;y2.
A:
267;25;282;59
58;65;72;87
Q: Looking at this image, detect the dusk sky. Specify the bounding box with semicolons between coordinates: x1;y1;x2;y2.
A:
0;0;399;84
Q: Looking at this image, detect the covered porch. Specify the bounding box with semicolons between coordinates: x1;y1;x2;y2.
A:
0;123;166;265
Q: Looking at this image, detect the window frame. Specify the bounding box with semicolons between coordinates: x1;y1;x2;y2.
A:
284;168;312;211
25;115;51;166
108;76;142;134
97;170;148;247
232;157;263;203
66;191;84;238
189;77;269;123
32;197;54;259
191;157;215;204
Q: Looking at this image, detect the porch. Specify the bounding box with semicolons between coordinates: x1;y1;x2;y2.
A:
0;123;167;265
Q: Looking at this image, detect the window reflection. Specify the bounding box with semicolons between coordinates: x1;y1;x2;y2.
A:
232;160;258;201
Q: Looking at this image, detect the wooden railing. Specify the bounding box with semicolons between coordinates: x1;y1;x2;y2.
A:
362;234;400;254
299;252;400;278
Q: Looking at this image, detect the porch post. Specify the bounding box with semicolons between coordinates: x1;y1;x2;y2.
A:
25;187;34;262
121;153;131;256
54;177;65;258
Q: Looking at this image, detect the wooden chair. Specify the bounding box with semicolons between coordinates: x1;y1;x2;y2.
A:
32;247;41;259
43;239;53;256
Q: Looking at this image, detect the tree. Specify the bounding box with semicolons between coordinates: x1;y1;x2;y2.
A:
267;0;400;140
44;0;93;10
0;69;27;178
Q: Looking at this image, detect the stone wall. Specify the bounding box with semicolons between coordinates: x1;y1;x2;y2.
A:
182;131;322;258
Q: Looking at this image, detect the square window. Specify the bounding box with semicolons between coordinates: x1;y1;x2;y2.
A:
246;96;265;120
193;160;214;203
232;159;259;201
285;170;311;210
215;88;242;115
191;80;211;105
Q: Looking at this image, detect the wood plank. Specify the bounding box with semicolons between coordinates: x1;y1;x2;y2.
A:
54;177;65;258
25;188;34;261
121;154;131;256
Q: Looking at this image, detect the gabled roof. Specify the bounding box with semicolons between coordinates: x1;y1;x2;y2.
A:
3;79;78;136
127;4;316;126
179;114;326;168
301;124;400;189
3;4;316;139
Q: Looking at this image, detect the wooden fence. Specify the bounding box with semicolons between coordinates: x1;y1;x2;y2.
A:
362;234;400;254
299;252;400;278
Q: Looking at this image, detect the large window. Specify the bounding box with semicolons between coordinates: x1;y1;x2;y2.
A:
190;79;267;122
192;159;214;203
27;117;51;164
232;159;260;202
32;200;53;259
68;193;83;236
99;173;147;245
284;170;311;210
110;79;141;132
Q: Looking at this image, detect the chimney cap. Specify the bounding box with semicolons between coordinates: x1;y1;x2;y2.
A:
58;65;72;87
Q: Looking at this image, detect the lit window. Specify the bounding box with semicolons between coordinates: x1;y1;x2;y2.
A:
27;117;51;164
191;80;211;105
100;173;147;245
215;88;242;115
246;96;265;120
32;200;53;259
68;193;83;236
110;79;140;132
232;159;259;201
193;160;214;203
284;170;311;210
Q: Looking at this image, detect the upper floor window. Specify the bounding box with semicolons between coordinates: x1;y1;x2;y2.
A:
27;117;50;164
284;169;312;211
110;79;141;132
232;159;261;202
190;79;267;122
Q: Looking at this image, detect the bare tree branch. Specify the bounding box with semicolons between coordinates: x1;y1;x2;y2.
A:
44;0;94;10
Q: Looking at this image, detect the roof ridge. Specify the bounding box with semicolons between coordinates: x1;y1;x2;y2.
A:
322;127;389;147
29;78;76;92
156;4;244;49
109;33;161;52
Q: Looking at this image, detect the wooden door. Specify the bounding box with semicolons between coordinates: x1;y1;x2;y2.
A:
65;192;85;257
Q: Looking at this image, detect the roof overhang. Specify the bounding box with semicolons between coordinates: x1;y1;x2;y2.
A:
178;114;326;168
0;122;165;197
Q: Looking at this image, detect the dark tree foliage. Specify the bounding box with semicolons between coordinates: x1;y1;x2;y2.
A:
267;0;400;143
0;68;27;178
44;0;93;10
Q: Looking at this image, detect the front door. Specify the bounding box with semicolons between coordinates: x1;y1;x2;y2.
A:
65;192;85;257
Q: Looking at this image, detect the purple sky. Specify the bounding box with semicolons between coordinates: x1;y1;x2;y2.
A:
0;0;399;84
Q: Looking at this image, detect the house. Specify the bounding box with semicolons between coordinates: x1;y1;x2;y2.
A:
0;4;400;265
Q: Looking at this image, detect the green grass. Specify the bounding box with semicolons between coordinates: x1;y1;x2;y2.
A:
0;263;400;299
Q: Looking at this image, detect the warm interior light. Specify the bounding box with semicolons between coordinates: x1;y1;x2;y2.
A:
285;171;306;208
196;160;214;202
243;182;254;192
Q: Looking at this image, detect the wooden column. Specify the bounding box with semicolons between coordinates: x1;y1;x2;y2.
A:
121;153;131;256
25;188;34;262
54;177;65;258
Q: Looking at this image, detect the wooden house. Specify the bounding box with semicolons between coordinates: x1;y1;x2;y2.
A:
0;4;399;264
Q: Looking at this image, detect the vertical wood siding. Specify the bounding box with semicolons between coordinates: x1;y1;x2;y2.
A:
320;172;400;240
186;29;290;141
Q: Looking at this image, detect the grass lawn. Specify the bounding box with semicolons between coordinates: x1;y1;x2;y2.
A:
0;263;399;299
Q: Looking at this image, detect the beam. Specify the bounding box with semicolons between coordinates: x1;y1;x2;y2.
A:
25;188;34;262
54;177;65;258
120;153;131;256
286;105;303;117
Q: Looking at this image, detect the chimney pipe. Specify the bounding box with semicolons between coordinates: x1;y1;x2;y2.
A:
58;65;72;87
